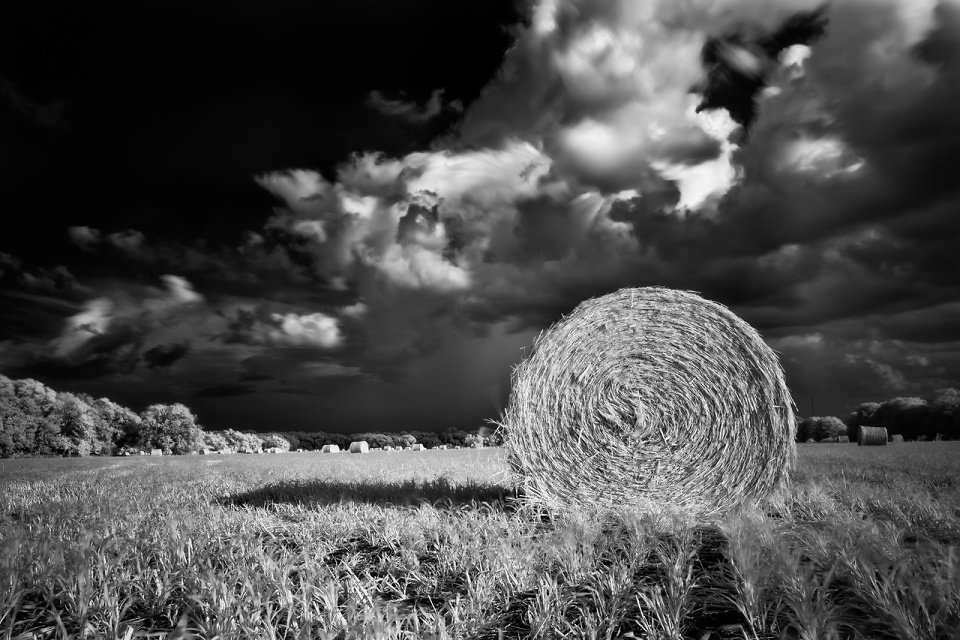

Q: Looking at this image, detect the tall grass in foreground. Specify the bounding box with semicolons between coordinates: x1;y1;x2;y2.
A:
0;445;958;639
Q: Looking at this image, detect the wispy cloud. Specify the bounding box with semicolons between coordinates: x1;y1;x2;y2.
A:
367;88;463;123
0;77;68;129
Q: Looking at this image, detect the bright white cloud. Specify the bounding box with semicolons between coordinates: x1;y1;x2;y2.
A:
268;312;342;348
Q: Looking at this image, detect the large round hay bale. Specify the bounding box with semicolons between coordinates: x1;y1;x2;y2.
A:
858;426;888;446
349;441;369;454
498;287;796;517
321;444;340;453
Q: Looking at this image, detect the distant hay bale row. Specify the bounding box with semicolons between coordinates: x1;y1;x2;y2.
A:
498;286;796;518
858;426;888;446
349;441;369;454
321;444;340;453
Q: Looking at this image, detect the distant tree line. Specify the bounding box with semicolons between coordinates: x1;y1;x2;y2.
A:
273;427;500;452
0;373;501;458
797;388;960;442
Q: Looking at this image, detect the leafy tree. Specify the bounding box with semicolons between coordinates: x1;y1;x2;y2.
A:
399;433;416;448
0;401;38;457
292;431;325;450
813;416;847;441
440;427;469;447
91;397;141;454
55;392;97;456
929;388;960;440
261;433;291;451
219;429;262;452
464;434;483;447
13;378;58;413
873;397;929;441
410;431;441;448
279;432;300;450
139;404;203;454
202;430;229;450
855;402;882;426
353;432;391;449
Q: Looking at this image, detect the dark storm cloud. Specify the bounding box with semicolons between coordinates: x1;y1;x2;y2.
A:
3;0;958;432
239;373;274;382
0;253;88;297
143;342;190;370
268;387;312;396
197;384;255;398
0;77;68;130
1;275;205;380
696;8;828;130
64;225;323;297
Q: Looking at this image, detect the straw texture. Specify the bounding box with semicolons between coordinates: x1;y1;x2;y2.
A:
498;287;796;518
858;426;888;446
349;441;370;454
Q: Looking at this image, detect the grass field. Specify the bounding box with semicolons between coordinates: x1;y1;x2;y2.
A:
1;444;959;639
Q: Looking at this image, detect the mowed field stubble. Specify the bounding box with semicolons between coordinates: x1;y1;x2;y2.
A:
1;444;959;640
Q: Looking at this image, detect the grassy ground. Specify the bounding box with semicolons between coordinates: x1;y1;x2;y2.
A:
1;444;958;639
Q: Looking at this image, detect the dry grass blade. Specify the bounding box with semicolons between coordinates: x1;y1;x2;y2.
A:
497;286;796;518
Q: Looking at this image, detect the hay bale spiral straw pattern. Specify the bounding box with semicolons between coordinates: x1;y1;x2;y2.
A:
349;441;370;454
858;426;888;446
498;287;796;517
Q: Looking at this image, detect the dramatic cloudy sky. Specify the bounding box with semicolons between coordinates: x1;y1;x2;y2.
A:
1;0;958;432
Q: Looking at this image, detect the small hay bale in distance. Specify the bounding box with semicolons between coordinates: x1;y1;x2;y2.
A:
410;443;425;451
858;426;888;446
891;434;904;443
498;286;796;518
321;444;341;453
349;441;370;454
150;449;163;456
837;435;850;443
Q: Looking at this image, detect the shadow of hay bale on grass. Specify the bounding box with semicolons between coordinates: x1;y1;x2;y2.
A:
220;477;521;511
497;286;796;519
